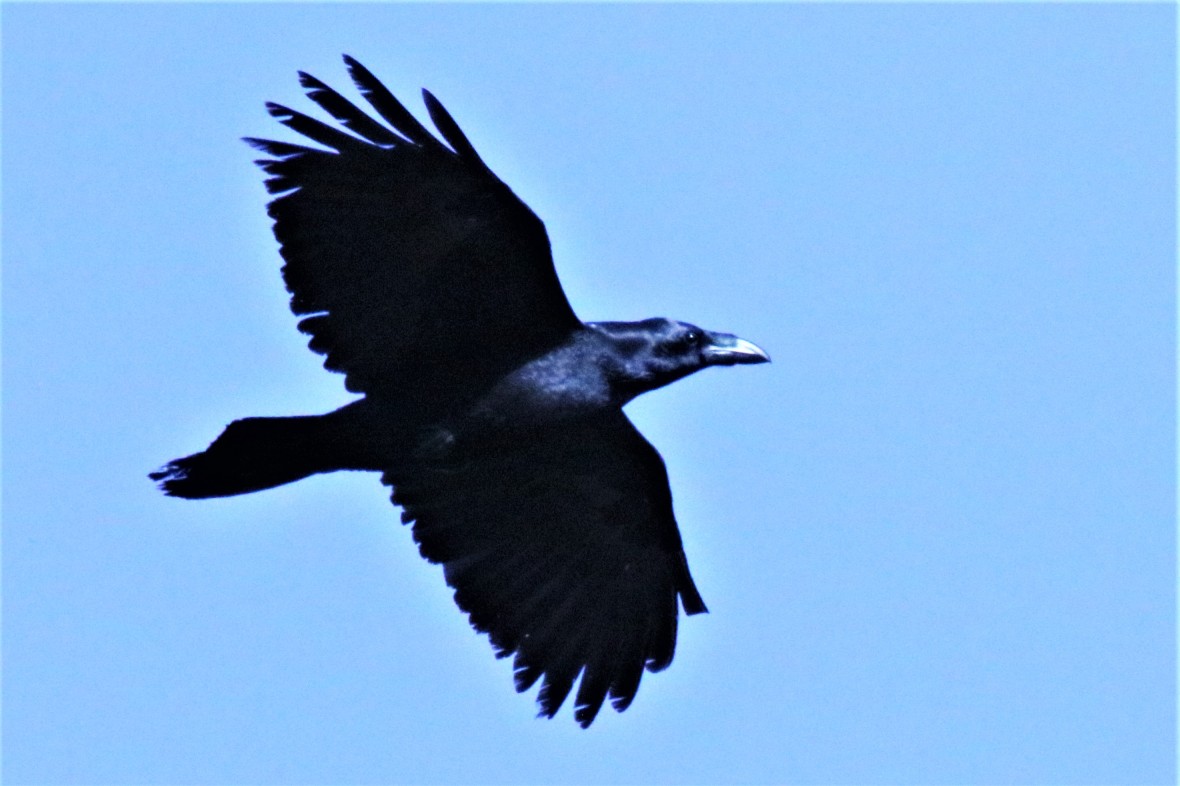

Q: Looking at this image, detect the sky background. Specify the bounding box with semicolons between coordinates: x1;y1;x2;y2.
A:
3;4;1175;785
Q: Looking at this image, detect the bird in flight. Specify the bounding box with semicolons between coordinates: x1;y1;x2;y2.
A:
151;56;769;727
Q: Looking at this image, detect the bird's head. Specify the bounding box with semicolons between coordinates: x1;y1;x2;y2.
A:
588;318;770;402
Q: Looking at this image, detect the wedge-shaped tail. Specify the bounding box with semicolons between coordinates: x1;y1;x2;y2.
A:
152;415;348;499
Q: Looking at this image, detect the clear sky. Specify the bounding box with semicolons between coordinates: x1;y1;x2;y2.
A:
3;4;1175;784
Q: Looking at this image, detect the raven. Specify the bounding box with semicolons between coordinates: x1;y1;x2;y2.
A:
151;56;769;728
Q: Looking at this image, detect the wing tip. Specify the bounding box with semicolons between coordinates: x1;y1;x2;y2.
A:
296;70;322;90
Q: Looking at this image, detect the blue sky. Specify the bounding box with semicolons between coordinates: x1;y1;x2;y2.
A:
3;4;1175;784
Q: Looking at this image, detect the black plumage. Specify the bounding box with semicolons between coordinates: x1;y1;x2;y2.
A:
151;57;768;727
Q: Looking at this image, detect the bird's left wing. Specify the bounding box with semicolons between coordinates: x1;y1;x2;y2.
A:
387;411;707;727
245;57;581;403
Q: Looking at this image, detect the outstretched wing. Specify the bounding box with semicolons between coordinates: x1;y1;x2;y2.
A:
246;56;581;402
388;412;707;728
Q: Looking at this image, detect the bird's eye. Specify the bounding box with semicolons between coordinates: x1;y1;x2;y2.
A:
668;330;701;353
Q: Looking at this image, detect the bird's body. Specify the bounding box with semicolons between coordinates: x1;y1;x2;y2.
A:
152;57;767;727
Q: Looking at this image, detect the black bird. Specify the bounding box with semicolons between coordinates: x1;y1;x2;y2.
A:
151;56;769;728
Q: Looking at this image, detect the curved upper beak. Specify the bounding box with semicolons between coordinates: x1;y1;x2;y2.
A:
702;332;771;366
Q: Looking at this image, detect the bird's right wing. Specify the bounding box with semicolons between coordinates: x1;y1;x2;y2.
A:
387;411;707;728
246;57;581;402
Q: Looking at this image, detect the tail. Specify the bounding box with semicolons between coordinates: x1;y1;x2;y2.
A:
151;415;359;499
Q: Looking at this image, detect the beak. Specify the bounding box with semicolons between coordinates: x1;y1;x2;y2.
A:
702;332;771;366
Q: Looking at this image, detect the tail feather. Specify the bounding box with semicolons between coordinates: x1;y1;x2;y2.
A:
151;416;340;499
